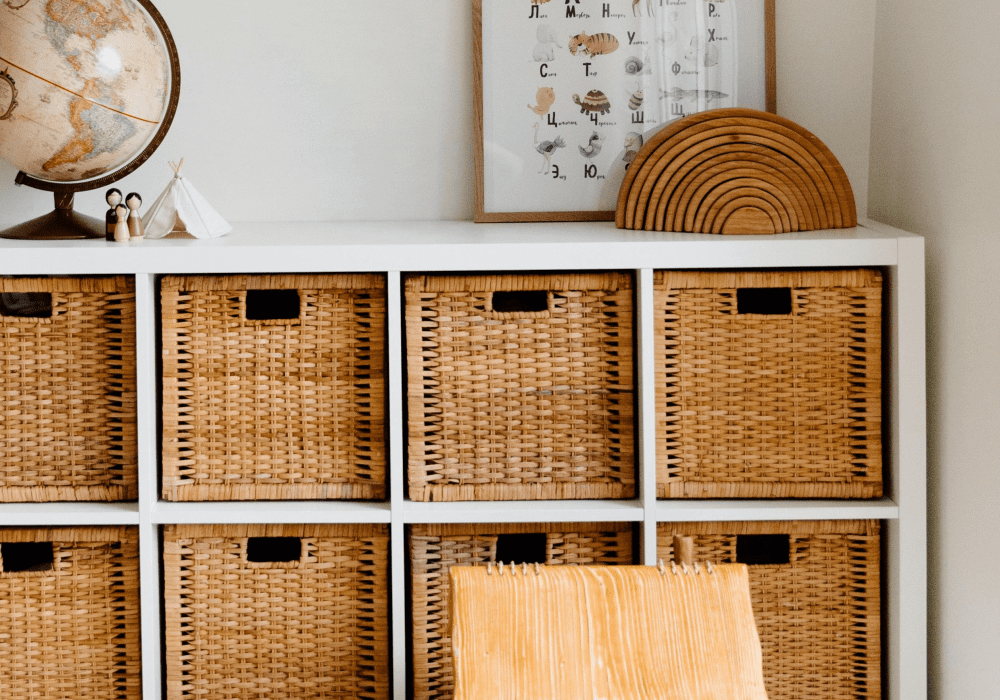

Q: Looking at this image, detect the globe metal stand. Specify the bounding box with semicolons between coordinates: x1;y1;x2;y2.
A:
0;0;180;241
0;189;104;241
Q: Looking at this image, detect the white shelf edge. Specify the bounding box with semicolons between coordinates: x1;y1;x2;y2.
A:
0;502;141;526
402;499;646;524
150;501;392;524
655;498;899;522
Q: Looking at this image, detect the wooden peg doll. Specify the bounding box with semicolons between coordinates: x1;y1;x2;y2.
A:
125;192;145;240
113;204;130;242
105;188;123;241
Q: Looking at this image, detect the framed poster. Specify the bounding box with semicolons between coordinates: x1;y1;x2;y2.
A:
474;0;776;222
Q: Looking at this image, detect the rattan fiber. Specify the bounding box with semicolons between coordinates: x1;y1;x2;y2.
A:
655;269;882;498
0;526;141;699
161;274;387;501
0;277;137;502
658;520;881;700
410;521;633;700
163;523;390;700
406;273;636;501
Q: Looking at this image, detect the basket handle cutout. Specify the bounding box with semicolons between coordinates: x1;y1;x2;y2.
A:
246;537;302;563
735;534;790;565
488;290;552;316
494;533;548;565
244;289;301;321
1;542;54;573
736;288;792;315
0;292;53;318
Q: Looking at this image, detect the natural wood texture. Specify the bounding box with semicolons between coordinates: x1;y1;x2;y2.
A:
410;522;633;700
655;269;883;499
658;520;881;700
450;564;768;700
405;273;636;502
0;276;137;502
672;534;694;566
160;274;387;501
766;0;777;114
0;526;141;699
163;523;390;700
616;108;856;233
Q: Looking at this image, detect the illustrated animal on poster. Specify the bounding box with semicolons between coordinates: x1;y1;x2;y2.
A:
579;131;604;159
632;0;654;16
530;0;551;4
658;11;680;50
685;36;720;68
568;32;619;57
573;89;610;115
625;83;644;111
624;54;651;76
660;87;729;104
532;24;562;62
532;123;565;174
528;87;556;116
622;132;643;166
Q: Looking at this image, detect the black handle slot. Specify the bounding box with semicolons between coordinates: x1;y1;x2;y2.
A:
735;534;790;565
0;292;53;318
246;537;302;563
245;289;301;320
494;532;548;564
492;290;549;313
736;288;792;315
1;542;54;572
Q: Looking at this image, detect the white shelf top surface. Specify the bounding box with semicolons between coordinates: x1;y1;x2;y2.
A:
0;219;914;274
0;501;140;526
151;500;392;524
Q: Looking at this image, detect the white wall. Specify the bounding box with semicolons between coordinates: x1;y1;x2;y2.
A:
868;1;1000;697
1;0;875;229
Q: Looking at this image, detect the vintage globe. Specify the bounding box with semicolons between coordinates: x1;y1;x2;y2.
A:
0;0;178;238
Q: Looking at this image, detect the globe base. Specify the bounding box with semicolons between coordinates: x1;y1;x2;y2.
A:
0;193;104;240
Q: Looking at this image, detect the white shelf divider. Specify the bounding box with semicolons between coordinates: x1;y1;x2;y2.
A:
637;268;659;566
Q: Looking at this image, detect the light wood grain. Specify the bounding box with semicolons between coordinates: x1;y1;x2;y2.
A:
450;564;768;700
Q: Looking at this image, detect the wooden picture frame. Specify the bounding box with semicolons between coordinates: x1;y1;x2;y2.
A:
474;0;776;223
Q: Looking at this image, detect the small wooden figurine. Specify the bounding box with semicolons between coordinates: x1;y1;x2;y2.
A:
113;204;130;242
105;188;123;241
126;192;145;240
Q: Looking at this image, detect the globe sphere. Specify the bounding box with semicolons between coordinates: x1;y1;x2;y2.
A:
0;0;172;185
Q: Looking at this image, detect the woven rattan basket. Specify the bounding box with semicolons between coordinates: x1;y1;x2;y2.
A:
0;526;141;699
410;521;634;700
655;269;882;498
658;520;881;700
161;274;387;501
163;523;390;700
405;273;636;501
0;277;137;502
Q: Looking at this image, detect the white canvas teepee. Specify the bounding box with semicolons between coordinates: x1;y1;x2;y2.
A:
142;160;232;239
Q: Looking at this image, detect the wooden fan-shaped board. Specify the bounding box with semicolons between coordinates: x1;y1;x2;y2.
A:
616;109;856;234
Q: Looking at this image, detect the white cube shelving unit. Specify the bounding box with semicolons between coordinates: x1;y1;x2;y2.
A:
0;219;926;700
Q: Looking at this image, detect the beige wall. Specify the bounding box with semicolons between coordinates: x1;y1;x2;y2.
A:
869;1;1000;697
776;1;877;218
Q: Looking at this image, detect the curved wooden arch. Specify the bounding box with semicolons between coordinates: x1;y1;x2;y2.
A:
616;108;856;234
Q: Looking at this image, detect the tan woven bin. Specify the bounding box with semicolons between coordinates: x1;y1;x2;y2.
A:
0;526;141;699
410;521;634;700
0;277;137;502
406;273;636;501
163;523;390;700
658;520;881;700
655;269;882;498
161;274;387;501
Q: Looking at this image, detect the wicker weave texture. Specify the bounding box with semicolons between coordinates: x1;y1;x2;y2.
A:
406;273;636;501
655;269;882;498
0;526;141;700
658;520;881;700
0;277;137;502
163;523;390;700
410;522;634;700
161;275;387;501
